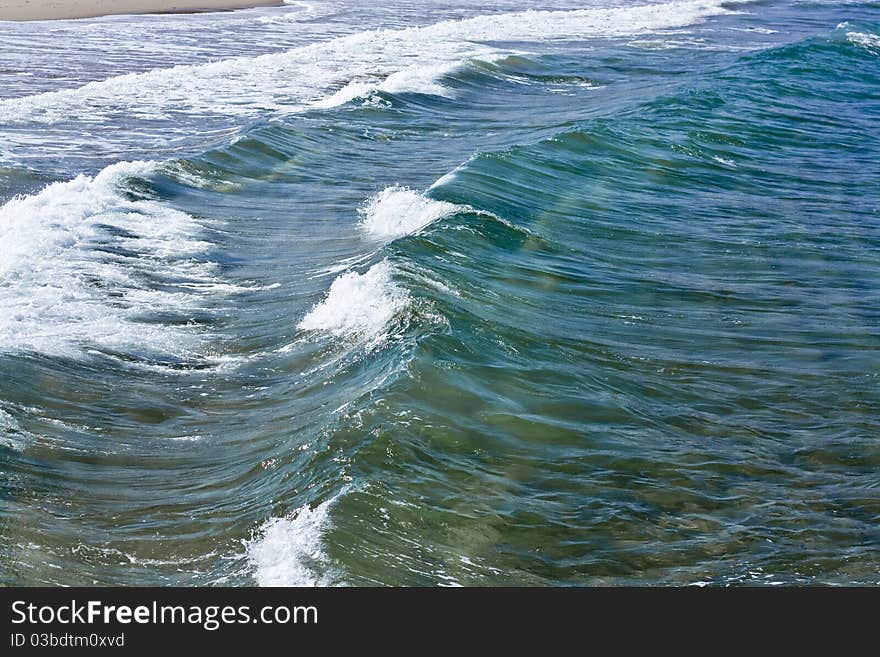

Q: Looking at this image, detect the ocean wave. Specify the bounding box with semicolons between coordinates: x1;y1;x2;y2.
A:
0;1;742;126
0;161;221;360
846;30;880;53
298;261;410;344
246;494;341;586
360;186;463;239
257;1;335;25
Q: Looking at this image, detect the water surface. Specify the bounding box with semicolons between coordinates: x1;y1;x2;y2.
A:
1;0;879;586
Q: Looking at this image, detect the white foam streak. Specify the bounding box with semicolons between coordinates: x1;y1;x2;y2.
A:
378;62;462;98
246;495;340;587
847;31;880;53
0;161;218;359
311;61;464;110
360;186;462;239
298;261;409;342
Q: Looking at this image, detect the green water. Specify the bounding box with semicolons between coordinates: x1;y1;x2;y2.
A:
1;0;879;585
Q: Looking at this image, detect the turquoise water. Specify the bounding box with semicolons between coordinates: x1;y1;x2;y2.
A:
1;0;879;585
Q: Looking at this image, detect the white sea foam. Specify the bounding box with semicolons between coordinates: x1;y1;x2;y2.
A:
311;60;464;109
728;26;778;35
361;169;526;241
846;31;880;53
377;62;463;98
0;409;23;450
311;81;378;109
0;1;741;126
0;409;16;429
258;1;332;24
0;161;220;359
298;261;409;342
246;495;340;587
360;186;463;239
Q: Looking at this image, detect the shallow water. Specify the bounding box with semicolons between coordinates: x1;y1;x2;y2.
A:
1;0;879;586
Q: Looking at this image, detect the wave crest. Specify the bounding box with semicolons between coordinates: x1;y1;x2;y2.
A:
360;186;463;239
246;495;340;587
298;261;410;343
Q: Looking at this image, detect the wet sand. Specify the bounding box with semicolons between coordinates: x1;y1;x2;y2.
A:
0;1;283;21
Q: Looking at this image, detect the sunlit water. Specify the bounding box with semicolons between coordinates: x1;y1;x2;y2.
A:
1;0;878;586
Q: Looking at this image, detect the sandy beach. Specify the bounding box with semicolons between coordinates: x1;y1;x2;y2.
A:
0;0;283;21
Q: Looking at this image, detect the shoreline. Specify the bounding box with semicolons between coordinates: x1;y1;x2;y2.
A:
0;1;284;21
